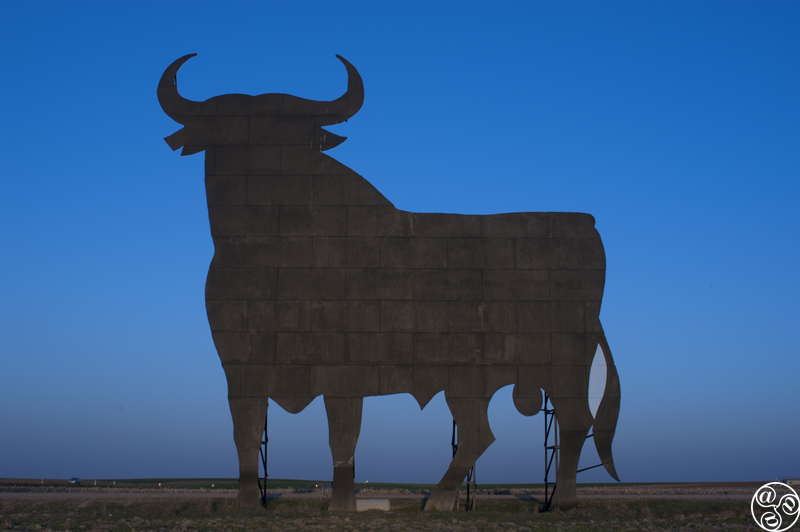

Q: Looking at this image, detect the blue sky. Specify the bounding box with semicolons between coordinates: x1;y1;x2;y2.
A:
1;0;798;484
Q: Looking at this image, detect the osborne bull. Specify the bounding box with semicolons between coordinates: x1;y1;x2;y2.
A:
158;54;620;511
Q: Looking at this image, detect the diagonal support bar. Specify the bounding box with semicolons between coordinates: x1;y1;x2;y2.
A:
258;403;268;506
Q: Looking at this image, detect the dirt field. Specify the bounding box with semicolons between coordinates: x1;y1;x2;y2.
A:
0;481;768;531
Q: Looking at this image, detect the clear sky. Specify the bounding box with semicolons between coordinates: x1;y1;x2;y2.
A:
1;0;798;485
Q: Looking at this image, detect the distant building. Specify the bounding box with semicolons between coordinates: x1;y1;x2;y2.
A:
780;478;799;486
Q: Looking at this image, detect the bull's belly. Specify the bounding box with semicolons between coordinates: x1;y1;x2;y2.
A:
220;362;534;404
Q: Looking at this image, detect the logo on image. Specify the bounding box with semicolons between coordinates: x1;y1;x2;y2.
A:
751;482;800;531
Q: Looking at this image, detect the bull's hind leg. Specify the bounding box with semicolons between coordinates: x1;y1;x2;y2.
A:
425;397;494;511
324;396;363;511
547;368;594;510
228;397;268;508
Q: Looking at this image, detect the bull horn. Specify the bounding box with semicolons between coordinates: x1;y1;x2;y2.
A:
157;53;201;124
311;55;364;125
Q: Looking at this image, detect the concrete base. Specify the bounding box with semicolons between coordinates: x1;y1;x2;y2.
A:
356;499;390;511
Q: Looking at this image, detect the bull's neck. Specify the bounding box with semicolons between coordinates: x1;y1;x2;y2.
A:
203;146;392;239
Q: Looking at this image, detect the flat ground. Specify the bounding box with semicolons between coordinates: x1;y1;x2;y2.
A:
0;480;769;531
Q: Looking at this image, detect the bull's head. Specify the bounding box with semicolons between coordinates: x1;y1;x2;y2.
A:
157;54;364;156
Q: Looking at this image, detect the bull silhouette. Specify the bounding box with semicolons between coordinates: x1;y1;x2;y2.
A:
158;53;620;511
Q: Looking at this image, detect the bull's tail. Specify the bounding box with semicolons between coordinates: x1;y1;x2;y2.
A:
593;339;621;481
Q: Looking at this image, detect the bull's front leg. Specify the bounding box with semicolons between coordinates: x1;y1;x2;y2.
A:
324;396;363;511
228;397;268;508
548;395;593;510
425;397;494;511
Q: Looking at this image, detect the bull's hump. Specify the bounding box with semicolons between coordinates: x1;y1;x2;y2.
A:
546;212;599;239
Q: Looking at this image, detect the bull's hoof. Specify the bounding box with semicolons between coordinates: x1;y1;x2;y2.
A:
550;500;578;511
549;490;578;511
327;496;357;512
236;488;261;509
424;490;458;512
328;466;357;511
237;466;261;509
550;479;578;511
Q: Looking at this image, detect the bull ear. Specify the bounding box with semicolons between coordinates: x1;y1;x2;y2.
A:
164;128;185;151
317;128;347;151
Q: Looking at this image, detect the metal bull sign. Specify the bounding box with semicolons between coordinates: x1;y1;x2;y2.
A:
158;54;621;511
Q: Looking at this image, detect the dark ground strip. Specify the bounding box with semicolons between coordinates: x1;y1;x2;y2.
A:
0;497;759;532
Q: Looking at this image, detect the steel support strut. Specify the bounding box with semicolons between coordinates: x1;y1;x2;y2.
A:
541;393;558;512
451;419;477;511
258;402;268;506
